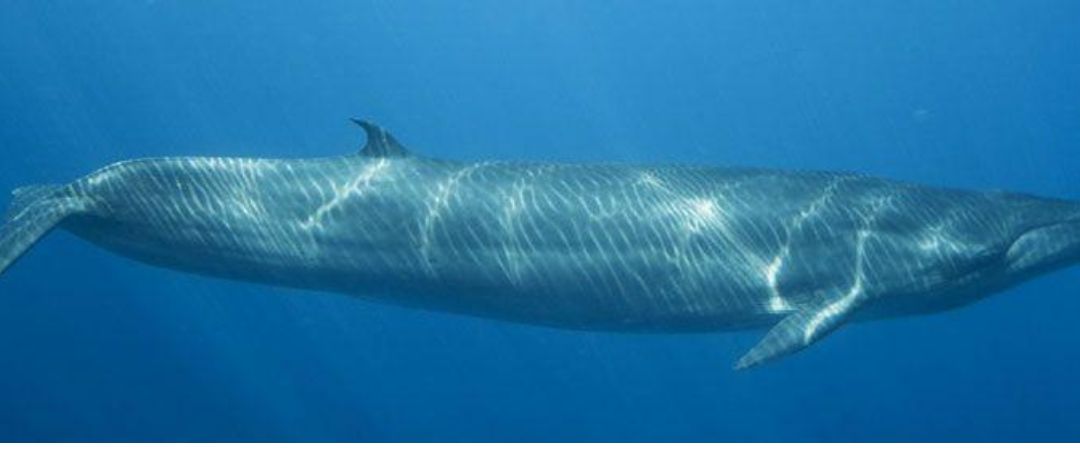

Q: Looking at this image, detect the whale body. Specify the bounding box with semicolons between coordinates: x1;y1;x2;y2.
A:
2;120;1078;368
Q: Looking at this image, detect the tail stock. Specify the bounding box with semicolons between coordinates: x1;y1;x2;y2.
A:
0;184;84;277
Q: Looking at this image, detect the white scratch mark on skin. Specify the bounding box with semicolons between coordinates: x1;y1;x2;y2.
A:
301;158;389;230
803;230;869;342
420;162;491;275
801;191;896;342
684;198;721;234
764;256;794;313
762;177;851;314
499;180;527;285
636;171;665;190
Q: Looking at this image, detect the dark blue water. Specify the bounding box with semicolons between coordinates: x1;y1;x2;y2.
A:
1;0;1079;442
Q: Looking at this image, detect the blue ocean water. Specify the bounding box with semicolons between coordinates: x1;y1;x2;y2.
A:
1;0;1079;442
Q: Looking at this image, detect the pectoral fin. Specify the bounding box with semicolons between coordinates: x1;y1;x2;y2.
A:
735;291;864;370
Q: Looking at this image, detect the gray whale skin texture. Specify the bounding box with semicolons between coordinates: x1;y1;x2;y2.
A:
2;120;1078;369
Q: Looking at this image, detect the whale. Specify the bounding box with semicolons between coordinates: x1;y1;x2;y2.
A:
2;119;1078;369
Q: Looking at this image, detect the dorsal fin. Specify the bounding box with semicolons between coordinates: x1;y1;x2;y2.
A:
351;118;411;158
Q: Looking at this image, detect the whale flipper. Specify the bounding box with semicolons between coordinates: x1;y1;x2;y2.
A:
0;185;85;277
735;293;865;370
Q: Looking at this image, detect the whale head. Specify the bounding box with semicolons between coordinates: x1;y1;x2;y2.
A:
1005;218;1080;279
902;192;1080;309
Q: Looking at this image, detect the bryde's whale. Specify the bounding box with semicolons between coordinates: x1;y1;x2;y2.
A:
2;120;1078;369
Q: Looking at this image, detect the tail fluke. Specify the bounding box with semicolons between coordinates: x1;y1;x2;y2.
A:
0;184;83;277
